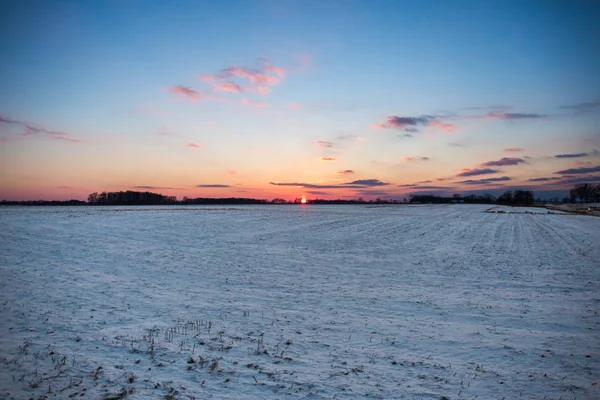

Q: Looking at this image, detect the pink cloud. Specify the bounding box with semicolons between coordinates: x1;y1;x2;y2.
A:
187;143;204;149
320;157;336;161
240;98;267;107
169;86;202;102
288;102;302;109
196;60;288;99
316;141;333;148
505;147;525;152
429;120;458;133
403;156;430;162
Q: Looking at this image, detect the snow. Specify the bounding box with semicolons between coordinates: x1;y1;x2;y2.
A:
1;204;599;399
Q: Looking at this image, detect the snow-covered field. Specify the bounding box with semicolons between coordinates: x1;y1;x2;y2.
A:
1;204;599;400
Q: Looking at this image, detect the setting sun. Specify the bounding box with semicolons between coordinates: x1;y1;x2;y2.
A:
300;197;307;204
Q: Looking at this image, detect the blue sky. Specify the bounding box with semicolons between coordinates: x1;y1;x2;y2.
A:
1;0;599;200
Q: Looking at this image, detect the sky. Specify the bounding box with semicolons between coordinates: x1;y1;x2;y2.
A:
1;0;599;201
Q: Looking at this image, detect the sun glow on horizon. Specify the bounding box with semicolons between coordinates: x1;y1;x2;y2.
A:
300;197;307;204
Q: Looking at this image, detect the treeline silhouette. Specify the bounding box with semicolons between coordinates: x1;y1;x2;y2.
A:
569;183;600;203
1;185;598;206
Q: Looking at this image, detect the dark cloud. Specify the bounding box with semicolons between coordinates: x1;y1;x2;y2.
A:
527;177;560;182
462;105;512;111
346;179;389;187
133;186;182;190
554;165;600;175
457;168;500;177
488;112;545;120
374;115;434;130
316;141;334;148
398;184;418;187
456;176;511;185
336;170;355;174
374;115;457;133
554;153;588;158
480;157;526;167
416;180;432;184
411;185;454;190
269;179;389;189
196;184;231;188
558;175;600;185
559;100;600;113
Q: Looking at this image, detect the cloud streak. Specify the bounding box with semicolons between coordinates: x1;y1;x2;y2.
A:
457;168;500;177
480;157;526;167
169;86;202;102
269;178;389;189
0;114;82;143
196;184;231;188
554;153;588;158
487;112;545;120
456;176;511;185
373;115;457;133
554;165;600;175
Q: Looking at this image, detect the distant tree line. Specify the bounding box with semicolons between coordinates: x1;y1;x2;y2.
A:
569;183;600;203
496;190;535;206
181;197;267;205
87;191;177;205
2;185;599;206
409;193;498;204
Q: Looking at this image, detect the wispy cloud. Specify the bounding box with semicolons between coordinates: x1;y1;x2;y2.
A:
320;157;336;161
409;185;454;190
196;184;231;188
487;112;545;120
554;153;588;158
403;156;430;162
0;114;82;143
558;175;600;185
336;170;354;174
504;147;525;152
198;59;287;96
457;168;500;177
456;176;511;185
347;179;389;187
288;102;302;109
480;157;526;167
187;143;204;149
527;177;560;182
316;141;334;148
559;100;600;114
132;186;182;190
269;179;388;189
554;165;600;175
373;115;457;133
169;85;203;102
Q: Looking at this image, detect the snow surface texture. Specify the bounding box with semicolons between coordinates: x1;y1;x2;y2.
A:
0;204;599;400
